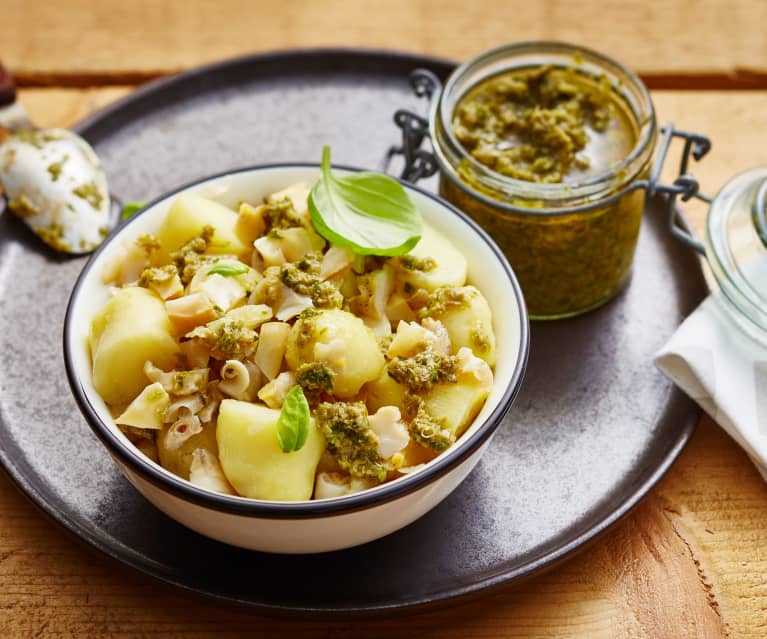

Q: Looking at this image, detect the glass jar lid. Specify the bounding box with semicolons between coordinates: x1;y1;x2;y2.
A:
705;167;767;337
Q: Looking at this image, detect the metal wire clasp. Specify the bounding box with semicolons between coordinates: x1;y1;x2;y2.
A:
381;69;442;182
383;71;712;257
647;125;712;256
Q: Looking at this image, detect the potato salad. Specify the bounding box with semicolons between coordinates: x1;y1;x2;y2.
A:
90;180;497;501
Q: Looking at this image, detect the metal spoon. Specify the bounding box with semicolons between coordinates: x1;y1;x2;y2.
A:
0;62;114;254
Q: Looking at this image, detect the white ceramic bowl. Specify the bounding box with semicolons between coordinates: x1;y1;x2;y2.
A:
64;164;529;554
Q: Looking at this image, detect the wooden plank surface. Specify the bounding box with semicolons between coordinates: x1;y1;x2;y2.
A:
3;0;767;87
2;85;767;637
5;2;767;635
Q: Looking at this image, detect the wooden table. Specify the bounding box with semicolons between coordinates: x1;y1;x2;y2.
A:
3;2;767;636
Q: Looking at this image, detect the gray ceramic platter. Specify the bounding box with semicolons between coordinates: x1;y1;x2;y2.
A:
0;49;706;617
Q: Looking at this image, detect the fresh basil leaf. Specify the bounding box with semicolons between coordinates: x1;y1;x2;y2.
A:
120;200;147;220
308;146;421;256
207;262;249;277
276;385;310;453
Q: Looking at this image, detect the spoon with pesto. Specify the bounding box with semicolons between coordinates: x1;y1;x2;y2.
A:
0;62;113;254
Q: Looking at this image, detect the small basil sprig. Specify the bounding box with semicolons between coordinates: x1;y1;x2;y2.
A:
308;146;421;256
276;386;310;453
207;262;249;277
120;200;148;220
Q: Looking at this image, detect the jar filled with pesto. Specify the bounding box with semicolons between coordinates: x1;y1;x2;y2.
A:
427;42;658;319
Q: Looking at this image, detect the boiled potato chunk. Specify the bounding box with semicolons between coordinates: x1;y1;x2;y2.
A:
362;369;406;414
90;287;180;405
285;309;385;399
152;193;251;264
279;226;326;262
423;380;491;439
216;399;325;500
158;421;219;480
425;286;496;366
399;440;439;468
235;202;266;245
396;223;467;292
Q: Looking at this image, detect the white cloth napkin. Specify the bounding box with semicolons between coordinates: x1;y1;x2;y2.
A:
655;292;767;481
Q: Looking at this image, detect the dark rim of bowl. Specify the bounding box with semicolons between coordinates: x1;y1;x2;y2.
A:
63;162;530;519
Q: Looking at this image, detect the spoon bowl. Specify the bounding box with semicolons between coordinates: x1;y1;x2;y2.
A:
0;63;113;254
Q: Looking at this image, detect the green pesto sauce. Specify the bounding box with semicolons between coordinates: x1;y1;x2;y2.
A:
279;258;344;309
409;401;454;452
138;264;178;288
315;401;387;482
34;223;71;253
440;175;645;318
398;255;436;272
191;318;255;358
264;197;304;230
452;65;637;184
387;348;458;394
296;361;335;402
170;226;214;284
292;312;321;349
72;181;104;210
137;233;162;255
470;323;491;356
444;64;646;318
47;155;69;182
15;130;59;149
8;195;39;219
418;286;473;319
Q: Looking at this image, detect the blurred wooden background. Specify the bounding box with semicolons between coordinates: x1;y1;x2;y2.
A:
3;1;767;637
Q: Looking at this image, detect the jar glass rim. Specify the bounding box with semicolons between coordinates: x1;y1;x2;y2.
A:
433;41;657;210
705;167;767;335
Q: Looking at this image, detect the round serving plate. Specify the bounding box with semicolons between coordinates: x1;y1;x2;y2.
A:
0;49;706;617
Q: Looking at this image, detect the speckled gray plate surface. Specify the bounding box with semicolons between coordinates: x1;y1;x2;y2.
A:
0;49;706;617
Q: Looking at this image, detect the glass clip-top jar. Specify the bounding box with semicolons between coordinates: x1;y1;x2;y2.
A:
664;166;767;347
384;42;711;320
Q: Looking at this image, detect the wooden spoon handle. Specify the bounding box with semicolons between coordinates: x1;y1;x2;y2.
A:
0;62;17;108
